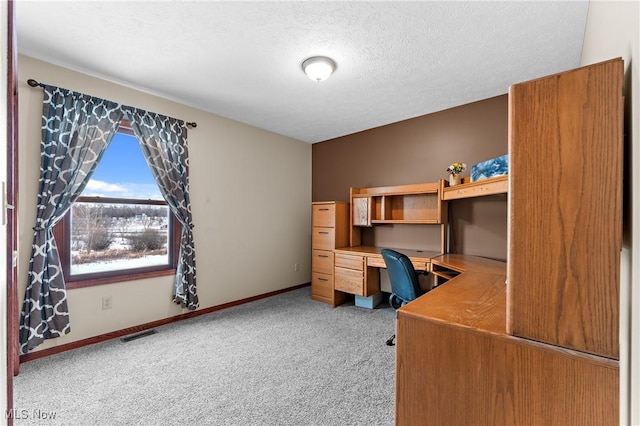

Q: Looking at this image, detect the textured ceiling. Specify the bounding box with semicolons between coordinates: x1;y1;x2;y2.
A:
16;1;589;143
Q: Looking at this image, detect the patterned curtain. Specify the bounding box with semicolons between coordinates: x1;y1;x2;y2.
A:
19;85;124;354
126;108;198;310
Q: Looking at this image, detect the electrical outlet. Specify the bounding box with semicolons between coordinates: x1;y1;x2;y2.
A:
294;263;300;272
102;296;112;310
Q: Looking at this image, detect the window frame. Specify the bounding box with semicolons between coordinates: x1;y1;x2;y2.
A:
54;121;181;289
55;197;180;289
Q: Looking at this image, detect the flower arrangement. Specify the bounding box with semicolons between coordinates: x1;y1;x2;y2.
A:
446;162;467;175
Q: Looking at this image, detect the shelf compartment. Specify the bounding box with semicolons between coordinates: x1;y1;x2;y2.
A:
349;181;446;247
363;193;441;223
442;175;507;200
386;194;439;221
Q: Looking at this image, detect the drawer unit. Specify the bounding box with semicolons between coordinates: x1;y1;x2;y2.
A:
312;227;335;250
335;267;365;295
411;261;429;271
312;250;334;275
367;256;386;268
333;252;380;298
335;253;364;271
367;255;428;272
312;203;336;227
312;272;334;301
311;202;349;307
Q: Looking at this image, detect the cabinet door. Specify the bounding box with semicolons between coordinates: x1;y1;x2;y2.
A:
396;314;619;425
507;58;623;359
352;197;371;226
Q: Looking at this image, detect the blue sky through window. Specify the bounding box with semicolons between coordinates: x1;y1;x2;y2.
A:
86;133;163;200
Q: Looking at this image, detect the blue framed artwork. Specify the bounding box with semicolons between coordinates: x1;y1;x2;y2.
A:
471;154;508;182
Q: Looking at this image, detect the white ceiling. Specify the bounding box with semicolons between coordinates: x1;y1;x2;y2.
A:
16;1;590;143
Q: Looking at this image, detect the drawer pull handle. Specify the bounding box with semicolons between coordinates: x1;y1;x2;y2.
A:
318;277;328;282
318;231;329;235
319;208;329;211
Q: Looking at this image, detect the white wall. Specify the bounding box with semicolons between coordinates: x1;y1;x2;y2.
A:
1;1;9;423
580;1;640;425
17;55;312;352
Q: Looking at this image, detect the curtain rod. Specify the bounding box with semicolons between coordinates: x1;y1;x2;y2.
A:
27;78;197;128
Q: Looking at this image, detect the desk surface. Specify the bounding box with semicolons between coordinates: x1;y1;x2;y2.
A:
402;270;508;335
431;253;507;274
333;247;509;332
400;253;507;335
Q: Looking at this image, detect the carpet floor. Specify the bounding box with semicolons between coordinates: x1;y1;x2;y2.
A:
13;287;397;426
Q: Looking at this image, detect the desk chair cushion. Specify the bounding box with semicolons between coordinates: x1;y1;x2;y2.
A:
381;248;422;304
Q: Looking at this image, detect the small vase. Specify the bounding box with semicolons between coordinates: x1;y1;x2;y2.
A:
449;173;461;186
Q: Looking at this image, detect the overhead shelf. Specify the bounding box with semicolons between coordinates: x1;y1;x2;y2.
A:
442;175;507;201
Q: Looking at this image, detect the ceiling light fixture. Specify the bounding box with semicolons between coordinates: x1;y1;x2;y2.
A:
302;56;336;82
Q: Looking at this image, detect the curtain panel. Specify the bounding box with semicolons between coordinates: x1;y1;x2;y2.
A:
126;108;198;310
20;84;198;354
19;85;124;354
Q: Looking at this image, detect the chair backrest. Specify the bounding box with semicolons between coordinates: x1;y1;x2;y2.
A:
381;248;422;304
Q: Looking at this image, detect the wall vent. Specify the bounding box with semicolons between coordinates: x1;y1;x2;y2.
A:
120;329;157;343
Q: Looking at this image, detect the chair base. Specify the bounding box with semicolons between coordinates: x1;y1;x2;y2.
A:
389;293;404;309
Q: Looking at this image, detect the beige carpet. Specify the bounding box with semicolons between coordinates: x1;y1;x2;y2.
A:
13;287;396;425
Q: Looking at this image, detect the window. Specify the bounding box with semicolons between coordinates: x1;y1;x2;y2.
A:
55;121;179;288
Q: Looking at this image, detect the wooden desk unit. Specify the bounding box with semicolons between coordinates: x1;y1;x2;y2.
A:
314;181;449;301
396;254;618;425
333;246;440;297
395;59;622;425
334;246;438;271
312;58;622;426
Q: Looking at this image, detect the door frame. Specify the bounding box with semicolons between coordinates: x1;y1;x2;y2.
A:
6;0;19;421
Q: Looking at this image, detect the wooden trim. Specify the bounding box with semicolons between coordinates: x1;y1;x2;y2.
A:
76;196;167;205
19;283;311;364
6;0;19;423
66;267;177;289
116;119;135;136
352;181;440;196
370;219;440;225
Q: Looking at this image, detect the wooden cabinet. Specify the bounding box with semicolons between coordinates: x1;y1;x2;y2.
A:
350;181;447;251
334;252;380;297
351;182;444;225
311;202;349;306
507;58;623;359
397;289;618;426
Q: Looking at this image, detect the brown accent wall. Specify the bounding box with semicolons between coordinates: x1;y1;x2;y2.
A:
312;95;508;260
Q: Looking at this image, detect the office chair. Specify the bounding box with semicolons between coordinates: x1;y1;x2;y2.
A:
381;248;428;346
